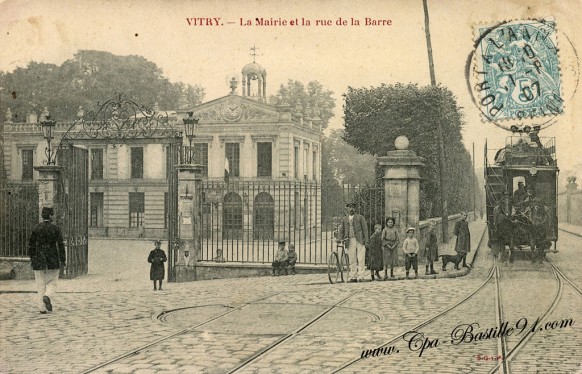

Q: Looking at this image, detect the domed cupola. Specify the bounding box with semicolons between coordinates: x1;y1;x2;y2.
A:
241;46;267;102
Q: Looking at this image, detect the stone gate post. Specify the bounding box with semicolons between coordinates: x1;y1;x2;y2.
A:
377;136;424;236
175;163;202;282
34;165;63;221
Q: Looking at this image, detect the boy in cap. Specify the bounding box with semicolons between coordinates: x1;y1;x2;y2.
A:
402;227;419;279
272;241;288;276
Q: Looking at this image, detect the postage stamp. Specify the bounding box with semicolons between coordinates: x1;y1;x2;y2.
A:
471;18;564;124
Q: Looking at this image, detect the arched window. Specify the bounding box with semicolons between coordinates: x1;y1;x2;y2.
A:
223;192;243;240
253;192;274;239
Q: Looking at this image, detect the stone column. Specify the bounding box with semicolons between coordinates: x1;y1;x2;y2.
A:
34;165;63;221
377;136;424;235
174;163;202;282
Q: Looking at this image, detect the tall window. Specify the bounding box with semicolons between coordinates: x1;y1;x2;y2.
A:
129;192;145;227
131;147;143;179
257;142;272;177
312;150;317;180
21;149;34;180
90;193;104;227
225;143;240;177
194;143;209;177
91;149;104;180
294;145;299;178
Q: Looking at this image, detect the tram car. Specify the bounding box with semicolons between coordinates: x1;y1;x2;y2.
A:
484;125;559;263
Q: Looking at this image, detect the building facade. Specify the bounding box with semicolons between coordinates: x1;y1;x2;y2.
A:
0;60;323;244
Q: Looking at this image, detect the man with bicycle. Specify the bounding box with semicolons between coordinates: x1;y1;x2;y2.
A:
337;202;369;282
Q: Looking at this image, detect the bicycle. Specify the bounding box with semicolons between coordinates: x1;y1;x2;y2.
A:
328;240;350;284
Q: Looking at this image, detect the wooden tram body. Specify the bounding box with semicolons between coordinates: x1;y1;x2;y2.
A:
484;128;559;259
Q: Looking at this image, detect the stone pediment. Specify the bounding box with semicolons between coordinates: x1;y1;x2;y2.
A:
191;95;279;123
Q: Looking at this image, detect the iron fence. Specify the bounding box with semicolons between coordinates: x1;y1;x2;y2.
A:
0;182;39;257
199;180;385;264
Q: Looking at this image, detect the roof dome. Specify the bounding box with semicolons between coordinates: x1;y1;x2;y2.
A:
242;62;267;77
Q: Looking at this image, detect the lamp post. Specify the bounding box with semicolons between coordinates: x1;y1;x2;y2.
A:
182;111;199;164
40;115;57;165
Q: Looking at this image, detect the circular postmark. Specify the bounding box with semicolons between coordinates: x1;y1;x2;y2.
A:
466;17;579;131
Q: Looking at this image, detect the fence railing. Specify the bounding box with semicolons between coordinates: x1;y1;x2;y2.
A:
199;180;385;264
0;182;39;257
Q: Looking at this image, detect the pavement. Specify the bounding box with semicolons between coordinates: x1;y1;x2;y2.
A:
559;222;582;237
1;219;580;373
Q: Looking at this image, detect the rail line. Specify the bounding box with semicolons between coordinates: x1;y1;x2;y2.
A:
227;291;358;373
331;262;496;372
488;257;581;374
81;291;282;374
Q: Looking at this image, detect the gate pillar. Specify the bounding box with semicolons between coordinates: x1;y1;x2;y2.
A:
174;163;202;282
33;165;63;221
377;136;424;234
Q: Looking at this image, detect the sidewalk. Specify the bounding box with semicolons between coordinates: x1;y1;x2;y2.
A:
559;222;582;237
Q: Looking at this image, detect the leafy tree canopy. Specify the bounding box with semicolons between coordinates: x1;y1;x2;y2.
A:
269;79;335;129
321;129;376;185
343;83;478;217
0;50;205;122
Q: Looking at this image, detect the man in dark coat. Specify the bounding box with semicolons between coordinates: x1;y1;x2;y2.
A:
454;211;471;268
337;202;369;282
28;207;66;314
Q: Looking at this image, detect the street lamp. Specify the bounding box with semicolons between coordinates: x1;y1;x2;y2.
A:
40;115;57;165
182;111;199;164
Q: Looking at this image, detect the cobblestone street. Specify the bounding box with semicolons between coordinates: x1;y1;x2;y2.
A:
1;220;581;374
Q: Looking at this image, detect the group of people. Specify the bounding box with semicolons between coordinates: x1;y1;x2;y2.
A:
28;202;471;314
337;202;471;282
271;241;297;276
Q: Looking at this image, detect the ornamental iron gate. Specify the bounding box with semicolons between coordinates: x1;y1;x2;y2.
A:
56;145;89;278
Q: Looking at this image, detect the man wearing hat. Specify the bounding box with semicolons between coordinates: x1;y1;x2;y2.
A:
513;182;527;210
337;202;369;282
28;207;66;314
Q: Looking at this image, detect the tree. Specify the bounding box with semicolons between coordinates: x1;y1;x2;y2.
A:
269;79;335;129
0;50;205;122
321;129;376;185
343;83;477;219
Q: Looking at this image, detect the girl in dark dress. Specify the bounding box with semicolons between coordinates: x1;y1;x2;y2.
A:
148;240;167;290
368;224;384;280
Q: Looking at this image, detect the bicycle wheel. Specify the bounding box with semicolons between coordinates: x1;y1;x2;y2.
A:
327;252;341;284
340;251;350;283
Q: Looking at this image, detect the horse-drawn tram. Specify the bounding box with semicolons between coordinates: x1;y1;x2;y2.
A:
484;125;559;263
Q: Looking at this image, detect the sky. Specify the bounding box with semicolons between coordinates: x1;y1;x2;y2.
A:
0;0;580;177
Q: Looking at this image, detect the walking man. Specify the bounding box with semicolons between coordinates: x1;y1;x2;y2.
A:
337;202;369;282
454;211;471;268
29;207;66;314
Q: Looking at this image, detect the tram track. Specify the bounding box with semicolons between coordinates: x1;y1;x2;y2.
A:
81;291;282;374
330;258;497;373
488;257;581;374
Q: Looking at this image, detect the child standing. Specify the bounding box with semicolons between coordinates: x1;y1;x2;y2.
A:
403;227;419;279
382;217;399;279
424;220;439;275
148;240;167;291
272;241;288;276
287;243;297;275
368;224;383;280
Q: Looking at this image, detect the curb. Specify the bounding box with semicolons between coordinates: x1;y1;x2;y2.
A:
559;227;582;238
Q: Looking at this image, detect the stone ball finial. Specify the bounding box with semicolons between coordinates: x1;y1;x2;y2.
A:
395;135;409;150
5;108;12;122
